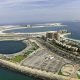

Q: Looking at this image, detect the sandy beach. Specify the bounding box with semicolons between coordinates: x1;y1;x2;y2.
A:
60;33;80;42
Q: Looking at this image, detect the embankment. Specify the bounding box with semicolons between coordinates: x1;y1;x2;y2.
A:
0;59;72;80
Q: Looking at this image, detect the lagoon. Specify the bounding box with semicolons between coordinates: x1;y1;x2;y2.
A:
0;40;27;54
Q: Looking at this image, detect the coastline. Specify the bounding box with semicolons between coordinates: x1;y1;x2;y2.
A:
1;26;80;42
0;27;27;34
0;26;80;80
60;33;80;42
0;28;56;36
0;59;77;80
0;24;65;34
0;26;80;43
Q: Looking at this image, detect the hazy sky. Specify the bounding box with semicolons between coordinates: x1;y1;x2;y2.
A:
0;0;80;24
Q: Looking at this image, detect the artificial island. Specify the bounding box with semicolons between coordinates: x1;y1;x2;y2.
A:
0;24;80;80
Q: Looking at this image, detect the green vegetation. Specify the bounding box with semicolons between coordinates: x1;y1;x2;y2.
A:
58;70;63;76
24;50;33;56
77;70;80;79
77;74;80;79
10;42;39;63
10;55;26;62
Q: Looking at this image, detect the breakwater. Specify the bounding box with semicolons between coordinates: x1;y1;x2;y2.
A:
0;59;72;80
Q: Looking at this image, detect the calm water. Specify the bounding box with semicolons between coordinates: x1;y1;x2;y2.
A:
1;22;80;80
0;40;27;54
63;22;80;40
4;26;64;33
0;67;36;80
4;22;80;40
0;41;37;80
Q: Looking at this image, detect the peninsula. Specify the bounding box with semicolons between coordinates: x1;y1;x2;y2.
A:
0;29;80;80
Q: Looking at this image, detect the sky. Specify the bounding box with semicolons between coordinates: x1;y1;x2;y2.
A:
0;0;80;24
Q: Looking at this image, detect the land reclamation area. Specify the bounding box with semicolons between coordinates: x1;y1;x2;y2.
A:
0;33;80;80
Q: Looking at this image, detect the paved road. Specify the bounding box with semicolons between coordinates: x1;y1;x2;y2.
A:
35;38;80;64
21;47;72;74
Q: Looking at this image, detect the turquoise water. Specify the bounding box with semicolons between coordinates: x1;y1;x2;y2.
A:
0;40;38;80
0;40;39;80
0;67;36;80
0;40;27;54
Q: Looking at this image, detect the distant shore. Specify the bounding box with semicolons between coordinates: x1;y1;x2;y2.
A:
0;26;80;42
0;27;56;35
0;23;66;34
1;27;80;42
0;27;27;34
60;33;80;42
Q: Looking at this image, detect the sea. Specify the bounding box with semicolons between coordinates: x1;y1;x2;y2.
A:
0;21;80;80
4;22;80;40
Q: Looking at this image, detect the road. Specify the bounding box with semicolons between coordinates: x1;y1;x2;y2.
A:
35;38;80;64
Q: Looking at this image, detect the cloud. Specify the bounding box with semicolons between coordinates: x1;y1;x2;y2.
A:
0;0;76;9
0;0;80;24
23;0;76;8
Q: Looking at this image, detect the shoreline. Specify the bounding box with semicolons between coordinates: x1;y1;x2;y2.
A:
0;25;63;34
0;25;80;41
60;33;80;42
0;26;56;34
0;31;80;80
0;29;56;36
0;59;77;80
0;26;80;42
1;28;80;42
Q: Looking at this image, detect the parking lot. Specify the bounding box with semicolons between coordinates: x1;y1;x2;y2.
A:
21;48;73;74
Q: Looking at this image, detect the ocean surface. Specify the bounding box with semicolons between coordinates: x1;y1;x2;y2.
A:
4;22;80;40
0;67;36;80
0;22;80;80
63;22;80;40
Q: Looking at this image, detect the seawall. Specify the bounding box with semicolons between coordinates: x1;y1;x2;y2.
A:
0;59;73;80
